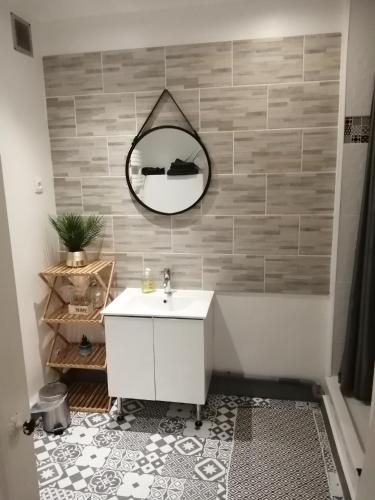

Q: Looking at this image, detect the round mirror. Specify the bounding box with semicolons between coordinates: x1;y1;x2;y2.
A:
126;126;211;215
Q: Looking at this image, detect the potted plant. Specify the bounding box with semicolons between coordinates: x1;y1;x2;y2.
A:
79;335;92;356
49;213;104;267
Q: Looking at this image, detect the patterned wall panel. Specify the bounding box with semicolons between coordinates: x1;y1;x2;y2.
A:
44;33;341;294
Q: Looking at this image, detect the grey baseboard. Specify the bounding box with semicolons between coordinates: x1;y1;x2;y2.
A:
321;401;352;500
209;372;322;402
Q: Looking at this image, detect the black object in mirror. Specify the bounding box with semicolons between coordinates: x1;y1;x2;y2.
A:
126;125;211;215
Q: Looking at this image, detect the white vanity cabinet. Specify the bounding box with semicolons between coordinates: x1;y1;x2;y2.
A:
103;288;214;407
154;317;213;405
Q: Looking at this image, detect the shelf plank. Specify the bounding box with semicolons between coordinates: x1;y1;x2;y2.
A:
40;260;114;277
68;381;111;413
48;342;106;370
43;305;103;324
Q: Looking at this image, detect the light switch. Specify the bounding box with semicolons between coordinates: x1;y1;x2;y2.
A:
34;177;43;194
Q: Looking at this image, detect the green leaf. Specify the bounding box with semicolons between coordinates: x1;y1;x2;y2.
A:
49;213;104;252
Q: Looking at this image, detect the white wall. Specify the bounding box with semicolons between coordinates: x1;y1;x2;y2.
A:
214;294;329;382
0;163;39;500
30;0;349;386
36;0;346;56
0;0;57;403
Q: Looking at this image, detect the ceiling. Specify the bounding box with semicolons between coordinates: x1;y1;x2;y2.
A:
9;0;237;23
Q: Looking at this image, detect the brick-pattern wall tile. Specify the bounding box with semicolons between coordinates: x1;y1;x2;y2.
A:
299;216;333;255
233;36;303;85
202;174;265;215
46;97;76;138
114;215;171;252
304;33;341;82
82;177;142;215
75;93;136;136
172;215;233;254
234;216;299;255
136;90;199;131
267;173;335;214
111;253;144;288
103;47;165;93
144;254;202;289
265;256;331;294
108;136;134;176
51;137;108;177
54;178;82;214
302;128;337;172
200;132;233;174
166;42;232;89
234;130;302;174
268;81;339;128
200;86;267;131
46;33;340;296
43;52;103;97
203;255;264;292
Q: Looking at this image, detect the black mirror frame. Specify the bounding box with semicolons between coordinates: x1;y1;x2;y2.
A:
125;125;212;216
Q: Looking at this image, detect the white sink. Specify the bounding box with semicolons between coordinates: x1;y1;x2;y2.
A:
102;288;214;319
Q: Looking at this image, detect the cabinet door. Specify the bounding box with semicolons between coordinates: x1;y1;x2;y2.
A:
154;318;206;405
105;316;155;400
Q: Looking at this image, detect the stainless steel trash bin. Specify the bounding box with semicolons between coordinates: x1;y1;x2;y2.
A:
38;382;71;434
24;382;71;435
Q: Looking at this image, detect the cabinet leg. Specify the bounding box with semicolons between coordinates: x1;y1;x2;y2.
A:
195;404;202;429
117;397;125;423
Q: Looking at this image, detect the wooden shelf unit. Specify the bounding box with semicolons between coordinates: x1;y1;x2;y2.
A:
47;333;106;370
68;381;111;413
44;305;103;325
39;259;114;413
40;260;114;328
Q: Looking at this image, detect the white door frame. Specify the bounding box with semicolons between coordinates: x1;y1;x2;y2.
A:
0;160;39;500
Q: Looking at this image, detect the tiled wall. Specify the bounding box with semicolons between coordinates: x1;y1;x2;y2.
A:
43;33;341;294
344;116;370;143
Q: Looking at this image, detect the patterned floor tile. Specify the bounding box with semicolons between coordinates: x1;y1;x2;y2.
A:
131;416;163;433
116;431;152;451
133;449;168;474
146;433;177;454
34;395;342;500
93;429;122;448
117;471;155;498
194;457;227;482
84;413;111;428
183;419;212;438
62;426;99;445
151;475;186;500
75;445;111;468
52;444;82;466
106;413;136;431
88;469;123;495
217;482;227;500
159;417;186;435
38;463;64;487
104;447;140;471
40;487;91;500
174;436;204;456
167;402;194;419
57;465;95;491
181;478;218;500
161;454;197;479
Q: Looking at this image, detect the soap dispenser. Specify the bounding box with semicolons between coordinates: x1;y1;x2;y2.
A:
141;267;155;293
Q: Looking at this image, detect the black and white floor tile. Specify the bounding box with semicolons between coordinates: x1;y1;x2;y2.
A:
34;395;344;500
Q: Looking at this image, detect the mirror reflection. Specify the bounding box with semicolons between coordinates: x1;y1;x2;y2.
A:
126;127;210;215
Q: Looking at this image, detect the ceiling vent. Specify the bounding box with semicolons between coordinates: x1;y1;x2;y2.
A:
11;12;33;57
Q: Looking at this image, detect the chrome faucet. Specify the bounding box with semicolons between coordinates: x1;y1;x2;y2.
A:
162;268;172;295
